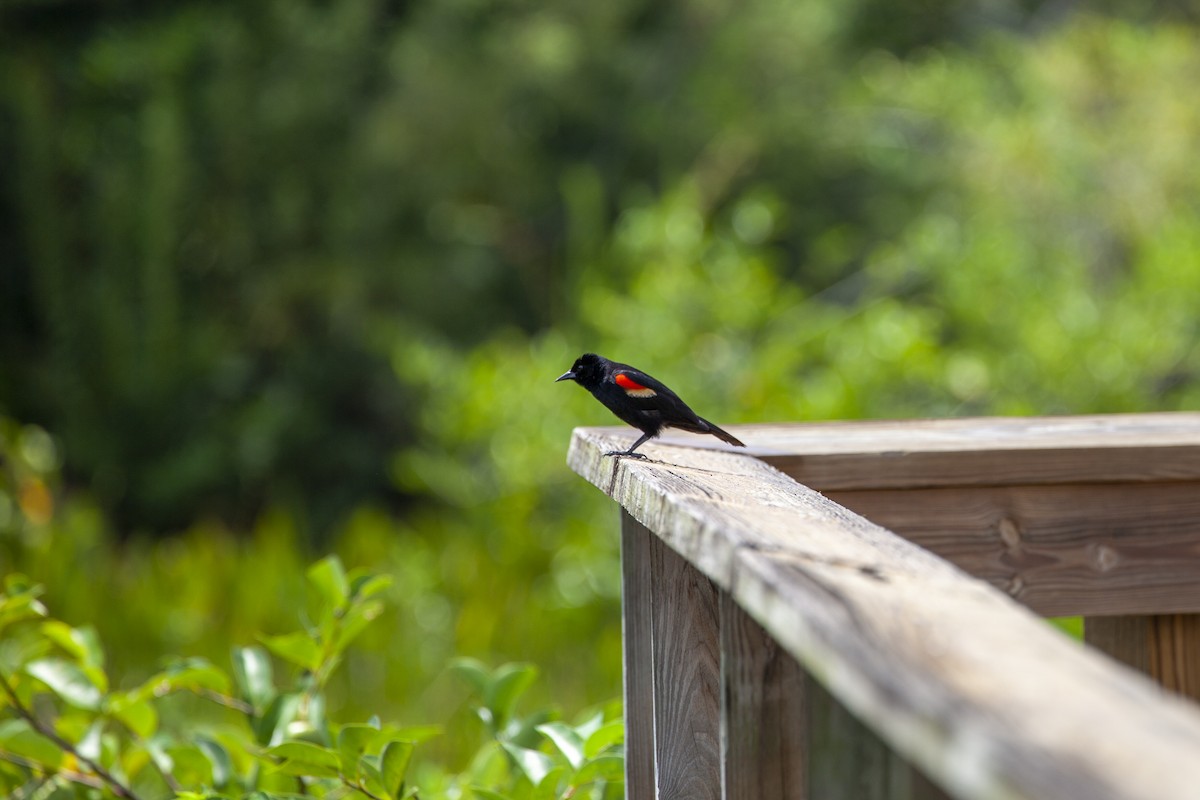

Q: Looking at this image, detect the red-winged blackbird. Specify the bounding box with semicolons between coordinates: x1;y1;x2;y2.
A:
556;353;746;457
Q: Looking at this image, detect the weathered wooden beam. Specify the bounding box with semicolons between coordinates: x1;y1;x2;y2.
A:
585;412;1200;617
570;427;1200;800
825;482;1200;616
723;413;1200;490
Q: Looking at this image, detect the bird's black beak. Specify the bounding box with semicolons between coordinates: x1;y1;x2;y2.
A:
555;371;575;383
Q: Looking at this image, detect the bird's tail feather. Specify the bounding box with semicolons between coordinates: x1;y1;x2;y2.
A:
699;418;745;448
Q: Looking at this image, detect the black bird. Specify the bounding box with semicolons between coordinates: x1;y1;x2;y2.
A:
556;353;746;457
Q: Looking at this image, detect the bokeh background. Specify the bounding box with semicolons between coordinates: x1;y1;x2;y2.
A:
3;0;1200;769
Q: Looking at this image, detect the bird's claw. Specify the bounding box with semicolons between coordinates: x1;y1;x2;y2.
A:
604;450;647;459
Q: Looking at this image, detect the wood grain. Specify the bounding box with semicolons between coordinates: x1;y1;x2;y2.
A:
1084;617;1151;675
621;513;656;799
1148;615;1200;701
650;527;722;800
719;591;807;800
1086;615;1200;702
569;427;1200;800
826;482;1200;616
807;676;952;800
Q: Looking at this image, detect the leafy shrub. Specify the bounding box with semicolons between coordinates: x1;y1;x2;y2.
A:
0;556;623;800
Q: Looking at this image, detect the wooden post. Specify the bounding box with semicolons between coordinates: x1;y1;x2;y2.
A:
649;522;721;800
621;511;656;799
719;590;807;799
622;510;722;800
807;678;951;800
1086;614;1200;702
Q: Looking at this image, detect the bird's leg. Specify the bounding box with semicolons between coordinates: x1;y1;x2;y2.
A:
605;431;653;458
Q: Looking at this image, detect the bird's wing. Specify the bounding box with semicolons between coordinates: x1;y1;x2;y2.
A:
611;367;703;421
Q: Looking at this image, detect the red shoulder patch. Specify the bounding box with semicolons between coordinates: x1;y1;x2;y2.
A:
615;373;648;391
615;373;657;397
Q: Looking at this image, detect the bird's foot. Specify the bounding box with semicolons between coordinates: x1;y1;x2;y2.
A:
604;450;648;459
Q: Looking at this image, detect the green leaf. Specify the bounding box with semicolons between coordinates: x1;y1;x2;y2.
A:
232;645;274;709
168;743;216;786
500;742;555;785
307;556;349;609
532;765;569;799
25;657;103;710
40;621;104;669
0;590;48;633
449;657;490;695
336;723;383;777
196;735;233;788
254;692;302;746
110;693;158;737
259;632;322;672
573;710;606;740
573;754;625;785
358;756;387;798
0;719;64;768
349;573;393;601
486;663;538;728
583;720;624;758
381;740;414;796
76;719;103;761
536;722;585;769
266;741;342;778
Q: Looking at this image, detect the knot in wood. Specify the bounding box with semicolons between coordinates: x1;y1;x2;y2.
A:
1088;542;1121;573
997;517;1023;552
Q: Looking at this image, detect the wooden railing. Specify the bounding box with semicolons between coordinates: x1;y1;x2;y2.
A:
567;413;1200;800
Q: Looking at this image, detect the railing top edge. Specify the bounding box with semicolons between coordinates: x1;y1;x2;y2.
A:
575;410;1200;489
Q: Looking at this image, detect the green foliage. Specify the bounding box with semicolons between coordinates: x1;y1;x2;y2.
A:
0;557;622;800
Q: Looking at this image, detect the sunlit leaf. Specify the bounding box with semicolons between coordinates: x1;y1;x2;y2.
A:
0;590;48;633
536;722;584;769
583;719;624;758
486;663;537;728
532;765;569;800
40;621;104;669
266;741;342;778
337;723;382;777
232;646;275;709
254;692;302;746
168;742;217;786
307;556;349;609
573;754;624;785
381;740;414;796
25;657;103;710
500;742;555;785
349;573;393;601
449;657;490;695
110;693;158;737
196;735;233;788
259;632;322;672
